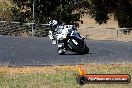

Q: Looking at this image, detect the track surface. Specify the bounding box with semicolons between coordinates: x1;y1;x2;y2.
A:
0;35;132;66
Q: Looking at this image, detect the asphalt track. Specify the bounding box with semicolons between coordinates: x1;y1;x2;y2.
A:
0;35;132;66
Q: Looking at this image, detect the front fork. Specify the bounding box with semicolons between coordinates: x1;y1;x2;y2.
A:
57;39;68;54
58;43;66;54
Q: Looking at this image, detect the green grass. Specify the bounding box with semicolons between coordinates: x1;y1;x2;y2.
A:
0;63;132;88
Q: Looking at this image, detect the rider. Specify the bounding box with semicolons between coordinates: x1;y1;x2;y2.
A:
48;18;85;45
48;18;58;44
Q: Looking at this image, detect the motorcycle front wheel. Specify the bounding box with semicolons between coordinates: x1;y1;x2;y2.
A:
83;44;89;54
67;37;89;54
58;43;66;55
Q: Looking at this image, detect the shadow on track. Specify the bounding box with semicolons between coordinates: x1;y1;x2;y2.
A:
60;52;92;55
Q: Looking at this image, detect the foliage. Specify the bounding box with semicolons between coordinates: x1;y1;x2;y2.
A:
114;0;132;28
2;0;132;28
83;0;132;28
12;0;83;26
0;2;12;21
11;0;32;22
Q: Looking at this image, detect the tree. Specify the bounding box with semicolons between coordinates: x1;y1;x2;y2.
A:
83;0;132;28
10;0;132;28
114;0;132;27
11;0;32;22
0;2;12;21
12;0;83;26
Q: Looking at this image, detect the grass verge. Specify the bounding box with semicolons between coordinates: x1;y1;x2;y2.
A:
0;63;132;88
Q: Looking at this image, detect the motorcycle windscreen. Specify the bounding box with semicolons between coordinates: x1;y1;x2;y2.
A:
69;30;82;39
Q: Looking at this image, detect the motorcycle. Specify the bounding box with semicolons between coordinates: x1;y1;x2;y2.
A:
49;24;89;55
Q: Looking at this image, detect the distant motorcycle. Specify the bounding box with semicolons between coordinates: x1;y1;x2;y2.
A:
48;24;89;55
